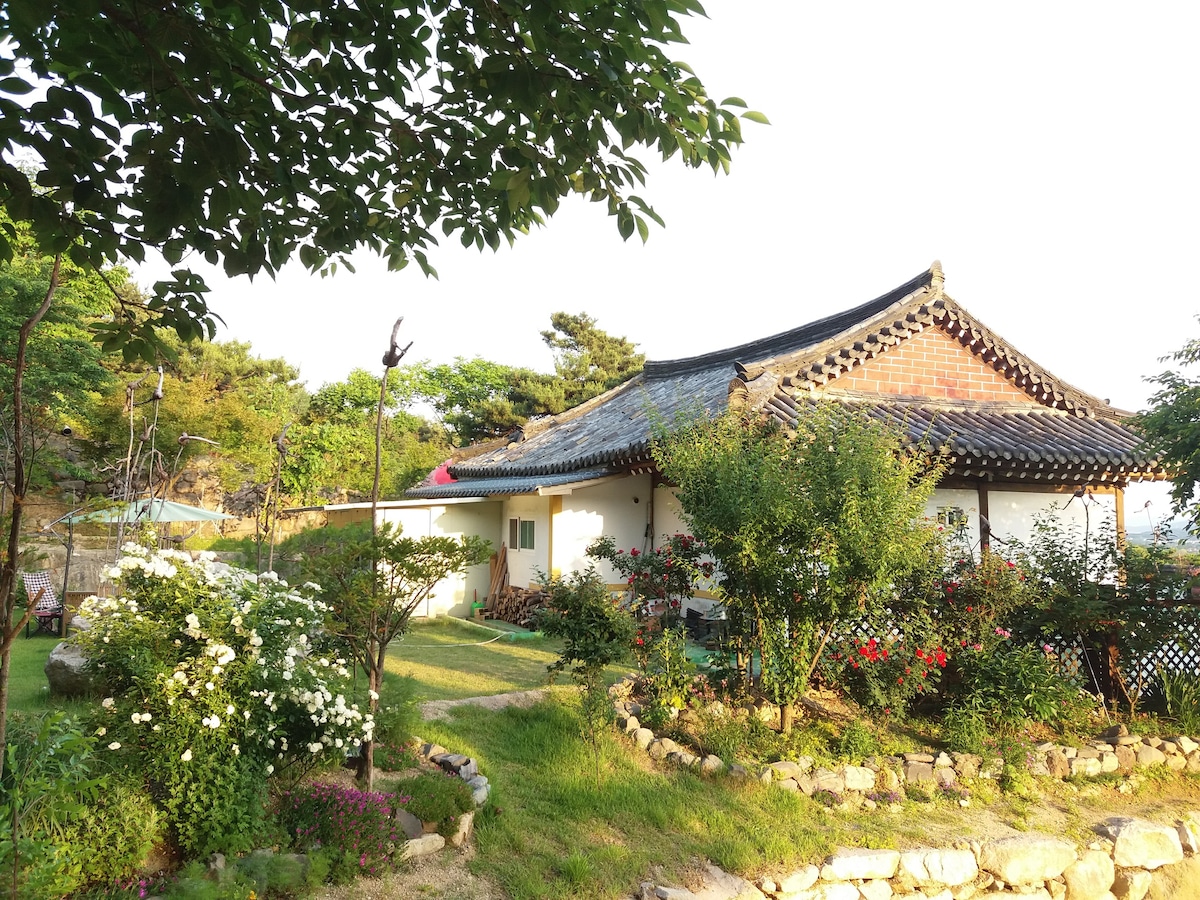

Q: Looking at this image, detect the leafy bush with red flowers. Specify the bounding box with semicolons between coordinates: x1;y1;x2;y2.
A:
588;533;714;623
822;633;947;718
938;551;1030;653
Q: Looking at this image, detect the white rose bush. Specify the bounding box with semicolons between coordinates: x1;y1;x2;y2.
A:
76;543;374;855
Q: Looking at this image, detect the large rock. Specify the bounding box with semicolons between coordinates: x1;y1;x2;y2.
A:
1062;850;1114;899
819;848;900;881
1112;868;1151;900
842;765;876;792
769;759;812;780
978;835;1077;884
777;865;819;893
396;808;424;839
1100;818;1184;870
449;811;474;848
897;849;978;887
45;640;94;698
401;833;445;860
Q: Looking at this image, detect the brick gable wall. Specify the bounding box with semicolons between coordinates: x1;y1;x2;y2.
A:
825;326;1037;403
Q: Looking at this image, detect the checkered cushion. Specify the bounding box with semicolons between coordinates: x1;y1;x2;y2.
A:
21;572;61;612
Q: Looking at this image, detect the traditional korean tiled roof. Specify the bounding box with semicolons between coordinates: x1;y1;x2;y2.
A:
763;394;1163;485
406;263;1163;499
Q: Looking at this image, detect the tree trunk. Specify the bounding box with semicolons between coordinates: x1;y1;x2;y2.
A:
780;701;795;734
0;254;60;780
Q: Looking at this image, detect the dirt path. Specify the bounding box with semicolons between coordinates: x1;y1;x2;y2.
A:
419;689;549;721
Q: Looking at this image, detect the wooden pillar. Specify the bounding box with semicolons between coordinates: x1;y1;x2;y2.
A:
547;495;562;579
1114;481;1127;556
977;479;991;553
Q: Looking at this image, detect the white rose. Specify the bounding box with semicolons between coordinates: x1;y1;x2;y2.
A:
181;748;192;762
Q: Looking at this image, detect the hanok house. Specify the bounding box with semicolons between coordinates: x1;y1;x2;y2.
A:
368;262;1164;618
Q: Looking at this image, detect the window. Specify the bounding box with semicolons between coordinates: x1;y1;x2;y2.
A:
508;517;535;550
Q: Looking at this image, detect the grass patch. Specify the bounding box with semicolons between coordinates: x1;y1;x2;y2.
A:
418;697;905;900
5;632;65;714
383;617;630;703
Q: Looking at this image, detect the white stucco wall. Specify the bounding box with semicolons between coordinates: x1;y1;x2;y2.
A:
503;494;551;588
552;474;653;582
924;487;984;553
987;489;1116;549
378;501;502;618
654;483;690;540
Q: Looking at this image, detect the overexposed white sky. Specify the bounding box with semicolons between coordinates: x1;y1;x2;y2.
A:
132;1;1199;431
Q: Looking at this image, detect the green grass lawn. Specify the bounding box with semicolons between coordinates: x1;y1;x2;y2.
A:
383;617;631;703
5;631;62;714
418;700;921;900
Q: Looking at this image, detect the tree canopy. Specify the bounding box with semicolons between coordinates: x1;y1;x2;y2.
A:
1;0;760;360
1137;331;1200;528
653;405;943;732
400;310;643;443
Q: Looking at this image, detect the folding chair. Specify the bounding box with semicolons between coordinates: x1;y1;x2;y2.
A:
21;571;65;638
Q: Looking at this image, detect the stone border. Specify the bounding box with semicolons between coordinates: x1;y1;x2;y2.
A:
611;682;1200;802
610;683;1200;898
637;815;1200;899
394;740;492;860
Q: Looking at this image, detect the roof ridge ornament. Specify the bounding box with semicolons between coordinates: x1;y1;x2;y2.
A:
929;260;944;297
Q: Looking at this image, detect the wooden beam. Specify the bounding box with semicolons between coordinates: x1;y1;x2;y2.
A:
1115;482;1126;555
978;479;991;553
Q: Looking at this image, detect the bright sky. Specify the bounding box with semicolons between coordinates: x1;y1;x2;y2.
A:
130;1;1200;516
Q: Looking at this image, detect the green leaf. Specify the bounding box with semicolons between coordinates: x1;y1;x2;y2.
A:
0;76;34;95
741;110;771;125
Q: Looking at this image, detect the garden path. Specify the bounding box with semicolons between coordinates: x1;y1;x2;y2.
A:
419;688;550;721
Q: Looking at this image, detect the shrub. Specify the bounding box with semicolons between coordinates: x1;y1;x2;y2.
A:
75;543;374;855
938;551;1031;653
536;566;635;778
832;719;880;760
586;533;714;630
639;626;697;728
371;674;421;746
392;770;475;836
951;639;1094;730
277;782;398;880
0;712;100;900
1160;667;1200;735
822;634;946;719
60;781;161;889
940;704;991;755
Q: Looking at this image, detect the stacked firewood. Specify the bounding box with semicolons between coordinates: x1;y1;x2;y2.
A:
487;586;548;628
481;545;545;626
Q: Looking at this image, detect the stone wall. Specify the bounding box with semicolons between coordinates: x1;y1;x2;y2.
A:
640;818;1200;899
610;682;1200;900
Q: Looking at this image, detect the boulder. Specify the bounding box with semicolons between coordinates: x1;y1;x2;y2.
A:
1135;745;1166;768
45;640;93;698
449;811;474;848
1111;868;1151;900
819;848;900;881
978;835;1077;884
396;808;424;839
769;759;812;780
1061;850;1114;900
401;833;445;860
777;865;819;894
904;761;935;784
842;765;876;792
1100;817;1183;870
898;849;978;887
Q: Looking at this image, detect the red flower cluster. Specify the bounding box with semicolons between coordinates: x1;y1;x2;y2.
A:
856;637;889;662
914;646;947;668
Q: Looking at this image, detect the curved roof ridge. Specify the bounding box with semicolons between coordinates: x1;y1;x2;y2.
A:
642;268;936;379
